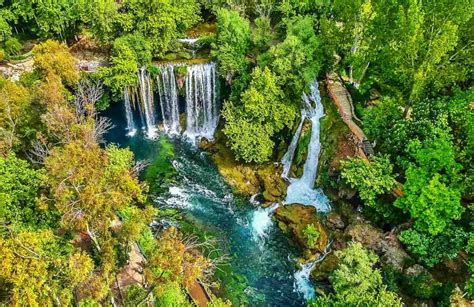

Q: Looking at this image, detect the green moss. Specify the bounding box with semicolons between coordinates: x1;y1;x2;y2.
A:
317;95;352;190
144;137;177;194
274;204;328;253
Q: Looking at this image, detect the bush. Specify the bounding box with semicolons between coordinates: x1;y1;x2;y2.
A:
4;38;22;57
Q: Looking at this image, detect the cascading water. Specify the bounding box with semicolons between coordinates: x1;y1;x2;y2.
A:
251;203;280;242
138;67;158;138
156;64;181;134
294;242;332;300
184;62;219;141
123;88;137;137
281;109;306;179
284;80;330;212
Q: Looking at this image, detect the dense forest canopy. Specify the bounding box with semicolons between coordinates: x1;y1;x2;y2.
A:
0;0;472;306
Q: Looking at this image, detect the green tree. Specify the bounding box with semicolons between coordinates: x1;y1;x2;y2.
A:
223;67;296;163
9;0;86;39
395;132;464;235
311;242;401;306
267;16;322;98
399;225;466;267
86;0;200;55
0;153;56;229
99;33;152;96
44;142;145;246
0;78;38;155
212;8;251;83
340;155;396;206
252;16;273;51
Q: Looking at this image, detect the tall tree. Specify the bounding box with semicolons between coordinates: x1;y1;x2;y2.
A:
223;66;296;162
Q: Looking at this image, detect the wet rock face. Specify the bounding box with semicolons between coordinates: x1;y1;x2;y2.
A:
310;253;339;281
274;204;328;252
257;164;287;202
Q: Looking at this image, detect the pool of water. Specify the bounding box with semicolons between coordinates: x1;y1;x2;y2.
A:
103;108;307;305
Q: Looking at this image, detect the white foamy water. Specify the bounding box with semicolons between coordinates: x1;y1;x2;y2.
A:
294;242;332;300
284;80;330;212
251;203;279;241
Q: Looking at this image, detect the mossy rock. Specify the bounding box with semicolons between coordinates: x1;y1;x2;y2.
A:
210;130;260;196
310;253;339;281
256;163;286;202
274;204;328;252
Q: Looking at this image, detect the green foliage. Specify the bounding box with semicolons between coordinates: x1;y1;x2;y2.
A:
87;0;200;55
0;229;94;306
399;226;467;267
320;0;473;100
266;16;322;98
223;67;296;163
154;281;191;306
212;8;251;83
302;223;320;249
32;40;79;86
145;137;177;194
8;0;87;39
395;132;464;235
311;242;401;306
0;153;57;229
3;37;21;57
340;155;396;206
252;16;272;51
466;230;474;298
99;33;152;96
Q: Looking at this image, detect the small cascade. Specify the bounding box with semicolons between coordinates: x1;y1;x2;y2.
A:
156;64;181;134
284;80;330;212
251;203;279;241
123;88;137;136
294;242;332;300
184;62;219;141
138;67;158;138
281;109;306;179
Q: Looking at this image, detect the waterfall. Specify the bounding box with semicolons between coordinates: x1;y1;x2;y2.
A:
281;109;306;179
123;88;137;137
156;64;181;135
251;203;280;241
294;242;332;300
138;67;158;138
184;62;219;141
122;62;219;140
284;80;330;212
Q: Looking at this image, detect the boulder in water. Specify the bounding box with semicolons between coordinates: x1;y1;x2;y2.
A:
274;204;328;253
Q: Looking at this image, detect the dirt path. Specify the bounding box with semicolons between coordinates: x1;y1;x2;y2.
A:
326;73;403;197
326;73;368;160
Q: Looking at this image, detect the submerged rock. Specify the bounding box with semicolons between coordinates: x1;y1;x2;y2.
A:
274;204;328;252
